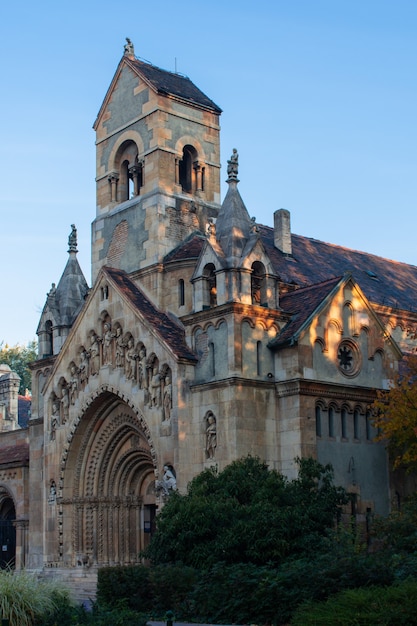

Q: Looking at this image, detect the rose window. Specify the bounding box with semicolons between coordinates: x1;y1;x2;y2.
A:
337;340;361;377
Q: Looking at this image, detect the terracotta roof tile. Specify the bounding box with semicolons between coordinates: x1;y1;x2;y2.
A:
259;226;417;312
128;58;222;113
164;235;206;263
270;276;343;348
103;267;197;362
0;443;29;466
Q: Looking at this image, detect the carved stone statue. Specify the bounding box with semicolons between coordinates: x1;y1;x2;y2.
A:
205;412;217;459
150;367;161;408
124;337;136;380
227;148;239;180
51;399;60;440
102;322;113;365
68;224;77;253
61;386;69;424
124;37;134;56
88;332;100;376
69;363;79;405
155;464;177;497
78;349;89;388
137;347;147;389
163;374;172;420
113;326;125;368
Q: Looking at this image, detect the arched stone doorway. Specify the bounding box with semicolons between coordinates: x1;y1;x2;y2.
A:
0;489;16;568
59;391;157;567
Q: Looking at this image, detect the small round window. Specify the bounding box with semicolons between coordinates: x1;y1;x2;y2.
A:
337;340;361;377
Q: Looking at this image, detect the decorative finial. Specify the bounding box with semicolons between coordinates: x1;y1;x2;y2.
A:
124;37;135;57
226;148;239;182
68;224;77;253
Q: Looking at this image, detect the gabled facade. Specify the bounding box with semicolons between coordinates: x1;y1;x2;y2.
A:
1;39;417;598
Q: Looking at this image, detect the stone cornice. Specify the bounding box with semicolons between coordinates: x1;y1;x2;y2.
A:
182;302;287;327
275;378;377;403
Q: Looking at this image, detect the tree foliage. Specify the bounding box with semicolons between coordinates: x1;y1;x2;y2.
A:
373;354;417;471
0;340;37;394
143;456;348;568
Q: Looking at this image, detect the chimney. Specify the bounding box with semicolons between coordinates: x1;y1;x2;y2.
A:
274;209;292;255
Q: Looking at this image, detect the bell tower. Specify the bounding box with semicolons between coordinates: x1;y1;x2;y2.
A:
91;39;222;282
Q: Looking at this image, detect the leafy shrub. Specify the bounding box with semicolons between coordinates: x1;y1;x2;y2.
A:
290;580;417;625
97;564;152;612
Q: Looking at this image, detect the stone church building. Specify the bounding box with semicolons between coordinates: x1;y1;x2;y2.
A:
1;39;417;595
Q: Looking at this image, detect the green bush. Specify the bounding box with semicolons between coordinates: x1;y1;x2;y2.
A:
0;569;72;626
97;564;152;612
291;580;417;625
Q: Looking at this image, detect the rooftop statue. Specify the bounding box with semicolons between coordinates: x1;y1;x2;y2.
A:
68;224;77;253
227;148;239;181
124;37;135;57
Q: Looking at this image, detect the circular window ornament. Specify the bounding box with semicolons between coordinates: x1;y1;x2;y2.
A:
337;340;361;377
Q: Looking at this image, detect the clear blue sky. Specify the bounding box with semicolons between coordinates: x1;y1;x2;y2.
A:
1;1;416;346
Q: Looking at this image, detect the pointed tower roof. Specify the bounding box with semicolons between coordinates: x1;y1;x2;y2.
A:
38;225;89;332
54;225;89;326
215;149;253;264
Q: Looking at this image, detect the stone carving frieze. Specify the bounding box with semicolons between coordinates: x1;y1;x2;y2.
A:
47;314;174;437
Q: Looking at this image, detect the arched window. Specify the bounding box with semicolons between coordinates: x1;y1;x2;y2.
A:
209;341;215;377
328;407;335;438
315;405;322;437
341;409;347;439
256;341;262;376
45;320;53;357
203;264;217;308
365;411;372;440
353;409;360;439
251;261;267;306
179;145;197;192
119;159;132;202
178;279;185;307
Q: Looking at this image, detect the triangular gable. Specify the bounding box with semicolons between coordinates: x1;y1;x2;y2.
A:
269;274;402;359
47;266;197;382
239;235;277;275
191;236;227;281
94;56;221;131
103;267;197;363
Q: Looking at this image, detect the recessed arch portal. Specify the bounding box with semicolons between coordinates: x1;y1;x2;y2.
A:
0;488;16;568
60;390;157;567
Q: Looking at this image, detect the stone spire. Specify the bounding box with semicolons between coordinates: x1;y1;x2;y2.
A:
215;149;252;263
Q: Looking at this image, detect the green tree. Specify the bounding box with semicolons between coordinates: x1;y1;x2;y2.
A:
373;354;417;472
143;456;348;568
0;341;37;394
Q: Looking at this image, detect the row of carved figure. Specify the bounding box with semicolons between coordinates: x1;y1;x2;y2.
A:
49;319;173;438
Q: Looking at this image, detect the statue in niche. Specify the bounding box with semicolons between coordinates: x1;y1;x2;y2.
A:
227;148;239;179
78;349;89;389
48;480;57;504
137;347;147;389
163;373;172;420
150;367;161;408
113;326;125;368
101;322;113;365
155;464;177;497
61;386;69;424
205;412;217;459
51;399;60;440
88;332;100;376
124;337;136;380
69;363;79;405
